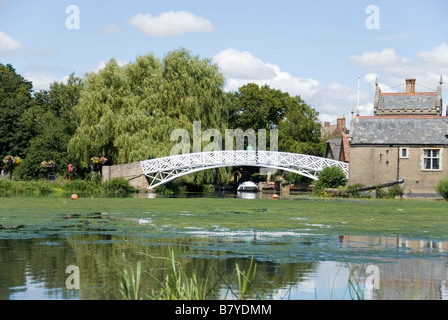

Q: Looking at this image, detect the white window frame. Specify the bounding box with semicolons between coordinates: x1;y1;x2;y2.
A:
399;147;409;159
422;148;442;171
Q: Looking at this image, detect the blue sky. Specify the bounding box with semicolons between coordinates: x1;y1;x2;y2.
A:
1;0;447;124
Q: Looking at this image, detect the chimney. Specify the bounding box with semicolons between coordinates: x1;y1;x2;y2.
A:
337;116;346;130
324;121;330;128
406;78;416;94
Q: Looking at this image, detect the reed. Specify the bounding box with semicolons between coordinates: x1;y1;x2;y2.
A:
146;249;210;300
120;250;280;301
120;261;142;300
235;257;257;300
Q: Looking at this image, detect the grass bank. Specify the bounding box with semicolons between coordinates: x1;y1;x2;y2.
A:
0;176;138;195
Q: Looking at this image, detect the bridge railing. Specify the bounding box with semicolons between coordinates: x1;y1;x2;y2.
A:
140;150;349;177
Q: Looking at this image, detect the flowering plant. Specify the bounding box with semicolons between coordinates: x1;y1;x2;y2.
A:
41;160;55;168
3;155;20;165
91;156;108;165
3;155;13;165
91;157;100;164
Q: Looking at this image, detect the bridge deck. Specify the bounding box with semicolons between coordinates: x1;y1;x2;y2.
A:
140;150;349;189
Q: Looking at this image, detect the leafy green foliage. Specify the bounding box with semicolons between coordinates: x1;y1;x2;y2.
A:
2;53;326;187
387;185;404;199
68;49;227;166
316;166;347;189
0;177;136;194
67;49;230;186
282;171;312;185
15;73;85;180
278;95;325;156
436;177;448;200
0;64;34;157
227;83;325;155
227;83;286;131
0;180;55;194
103;178;138;193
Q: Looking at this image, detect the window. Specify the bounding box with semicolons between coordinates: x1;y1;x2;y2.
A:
423;149;440;170
400;148;409;159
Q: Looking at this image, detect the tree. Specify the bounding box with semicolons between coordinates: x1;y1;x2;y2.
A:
227;83;325;155
0;64;35;158
227;83;287;131
15;74;84;180
68;49;230;185
278;95;325;156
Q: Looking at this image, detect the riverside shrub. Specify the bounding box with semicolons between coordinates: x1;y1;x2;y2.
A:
316;166;347;189
436;178;448;200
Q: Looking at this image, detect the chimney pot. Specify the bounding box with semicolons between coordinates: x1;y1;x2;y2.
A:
406;78;416;94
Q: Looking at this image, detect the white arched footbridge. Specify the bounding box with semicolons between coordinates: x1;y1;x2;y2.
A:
140;150;349;189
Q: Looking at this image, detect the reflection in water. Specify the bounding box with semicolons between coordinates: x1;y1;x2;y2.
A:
237;191;258;200
1;194;448;300
0;235;315;300
134;191;282;200
341;236;448;300
1;230;448;300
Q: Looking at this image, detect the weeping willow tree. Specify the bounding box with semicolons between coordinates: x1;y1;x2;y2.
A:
68;48;230;186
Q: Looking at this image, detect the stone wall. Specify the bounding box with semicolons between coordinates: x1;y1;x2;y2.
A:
101;162;149;189
349;145;448;195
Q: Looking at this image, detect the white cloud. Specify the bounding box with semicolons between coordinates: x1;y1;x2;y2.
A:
213;48;321;100
349;43;448;92
0;31;57;58
24;74;69;91
213;48;276;80
0;31;24;54
128;11;213;38
99;24;122;34
364;72;394;92
212;48;360;123
417;43;448;66
348;48;412;69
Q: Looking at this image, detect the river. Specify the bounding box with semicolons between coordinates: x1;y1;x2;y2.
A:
1;192;448;300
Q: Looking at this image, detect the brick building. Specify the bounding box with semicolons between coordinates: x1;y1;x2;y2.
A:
323;116;349;163
348;77;447;196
